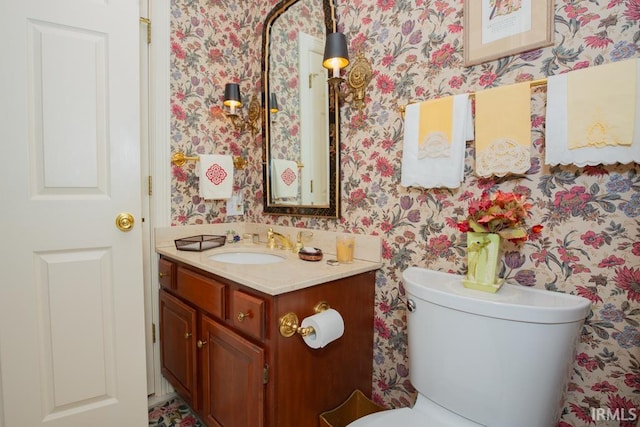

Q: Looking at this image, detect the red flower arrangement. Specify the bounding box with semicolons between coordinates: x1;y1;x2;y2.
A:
457;190;542;243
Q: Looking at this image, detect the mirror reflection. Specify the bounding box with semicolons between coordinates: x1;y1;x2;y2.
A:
262;0;340;218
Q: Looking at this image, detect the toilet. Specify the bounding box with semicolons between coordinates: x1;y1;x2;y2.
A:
349;267;591;427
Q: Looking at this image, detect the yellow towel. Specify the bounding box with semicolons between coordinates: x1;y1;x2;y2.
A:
417;97;454;159
474;82;531;177
568;60;636;149
401;94;473;189
545;59;640;166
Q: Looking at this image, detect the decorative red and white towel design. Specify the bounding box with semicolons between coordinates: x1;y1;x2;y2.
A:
271;159;298;199
198;155;233;200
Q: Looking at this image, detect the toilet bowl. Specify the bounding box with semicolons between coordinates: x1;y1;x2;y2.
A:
348;395;480;426
348;267;591;427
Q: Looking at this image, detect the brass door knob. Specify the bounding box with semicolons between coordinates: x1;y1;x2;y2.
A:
197;340;207;349
184;332;192;339
115;213;135;232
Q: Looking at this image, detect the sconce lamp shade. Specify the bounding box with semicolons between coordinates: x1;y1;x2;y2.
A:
223;83;242;108
322;32;349;71
269;93;279;113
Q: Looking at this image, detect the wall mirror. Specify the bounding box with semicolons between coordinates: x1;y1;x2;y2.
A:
262;0;340;218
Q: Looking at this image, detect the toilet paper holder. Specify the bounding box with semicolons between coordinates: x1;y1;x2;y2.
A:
278;301;330;337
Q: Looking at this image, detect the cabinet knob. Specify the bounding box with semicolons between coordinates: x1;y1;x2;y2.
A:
159;272;168;279
197;340;207;349
237;311;252;322
184;332;192;339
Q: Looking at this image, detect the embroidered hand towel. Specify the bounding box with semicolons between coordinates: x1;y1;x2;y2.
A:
546;59;640;166
272;159;299;199
401;94;473;189
417;96;454;159
568;59;636;149
474;82;531;177
198;154;234;200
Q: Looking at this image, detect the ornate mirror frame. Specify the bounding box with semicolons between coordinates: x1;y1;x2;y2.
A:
261;0;341;218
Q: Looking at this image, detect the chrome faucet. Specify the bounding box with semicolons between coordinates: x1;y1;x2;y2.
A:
266;228;295;251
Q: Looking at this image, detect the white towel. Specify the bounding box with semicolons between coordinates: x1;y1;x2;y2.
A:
198;154;234;200
401;94;474;189
546;59;640;166
272;159;298;199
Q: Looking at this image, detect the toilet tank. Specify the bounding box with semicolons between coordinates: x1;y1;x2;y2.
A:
403;267;591;427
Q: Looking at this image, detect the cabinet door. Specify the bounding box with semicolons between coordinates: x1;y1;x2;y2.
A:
160;289;198;407
200;315;265;427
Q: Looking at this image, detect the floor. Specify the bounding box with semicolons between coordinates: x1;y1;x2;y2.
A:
148;396;204;427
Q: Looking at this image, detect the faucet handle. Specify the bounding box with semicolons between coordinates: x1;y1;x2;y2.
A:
296;231;313;242
295;231;313;253
295;232;304;253
266;228;276;249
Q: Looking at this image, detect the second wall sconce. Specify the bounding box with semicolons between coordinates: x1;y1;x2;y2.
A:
269;93;279;122
223;83;261;136
322;32;372;112
269;93;279;114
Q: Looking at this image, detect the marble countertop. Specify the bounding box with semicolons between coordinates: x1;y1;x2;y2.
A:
155;224;382;296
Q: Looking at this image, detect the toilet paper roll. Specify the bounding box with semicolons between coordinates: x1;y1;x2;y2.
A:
300;308;344;349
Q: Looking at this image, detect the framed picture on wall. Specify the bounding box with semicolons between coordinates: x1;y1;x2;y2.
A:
464;0;554;66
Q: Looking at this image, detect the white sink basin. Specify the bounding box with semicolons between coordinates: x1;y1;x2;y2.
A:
208;252;285;265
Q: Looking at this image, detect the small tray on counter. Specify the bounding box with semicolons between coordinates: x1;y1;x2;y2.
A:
175;235;226;252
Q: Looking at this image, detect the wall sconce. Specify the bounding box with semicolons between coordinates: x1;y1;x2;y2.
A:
223;83;261;136
269;93;279;114
269;93;279;122
322;32;372;112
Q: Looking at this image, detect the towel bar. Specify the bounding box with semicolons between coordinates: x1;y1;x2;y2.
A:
398;78;547;119
171;152;247;169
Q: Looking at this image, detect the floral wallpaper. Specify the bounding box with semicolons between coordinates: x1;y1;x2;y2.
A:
169;0;640;425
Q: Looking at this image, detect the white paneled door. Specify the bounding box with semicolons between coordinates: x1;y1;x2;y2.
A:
298;33;330;206
0;0;148;425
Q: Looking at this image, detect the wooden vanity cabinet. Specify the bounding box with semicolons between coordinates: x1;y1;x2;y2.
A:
159;256;376;427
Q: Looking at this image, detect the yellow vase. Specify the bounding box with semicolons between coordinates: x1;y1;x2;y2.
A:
463;232;504;293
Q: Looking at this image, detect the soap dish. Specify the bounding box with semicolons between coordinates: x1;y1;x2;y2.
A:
298;247;323;262
175;235;226;251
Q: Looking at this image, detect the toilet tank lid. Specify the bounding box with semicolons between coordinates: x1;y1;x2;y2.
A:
402;267;591;324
